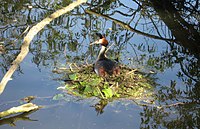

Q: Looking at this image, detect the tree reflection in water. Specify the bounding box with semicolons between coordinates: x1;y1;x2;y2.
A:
0;0;199;128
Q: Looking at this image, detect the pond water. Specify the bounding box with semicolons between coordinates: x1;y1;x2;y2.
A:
0;0;199;129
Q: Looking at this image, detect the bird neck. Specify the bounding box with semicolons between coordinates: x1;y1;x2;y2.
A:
97;46;107;60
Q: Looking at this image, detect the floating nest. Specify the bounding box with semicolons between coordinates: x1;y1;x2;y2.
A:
53;63;156;100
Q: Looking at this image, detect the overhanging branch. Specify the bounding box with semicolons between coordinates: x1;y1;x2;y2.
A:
0;0;87;95
85;10;174;42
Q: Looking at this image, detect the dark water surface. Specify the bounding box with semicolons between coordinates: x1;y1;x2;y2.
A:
0;0;199;129
0;54;142;129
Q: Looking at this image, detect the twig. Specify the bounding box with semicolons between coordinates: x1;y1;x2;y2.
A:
96;87;105;99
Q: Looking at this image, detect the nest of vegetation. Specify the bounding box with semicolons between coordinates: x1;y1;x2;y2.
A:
53;63;156;100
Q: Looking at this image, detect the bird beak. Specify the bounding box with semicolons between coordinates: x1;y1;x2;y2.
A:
90;40;101;45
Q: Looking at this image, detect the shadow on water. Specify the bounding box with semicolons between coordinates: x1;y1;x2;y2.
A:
0;0;199;128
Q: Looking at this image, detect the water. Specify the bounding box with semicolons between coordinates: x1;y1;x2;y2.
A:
0;0;199;129
0;55;142;128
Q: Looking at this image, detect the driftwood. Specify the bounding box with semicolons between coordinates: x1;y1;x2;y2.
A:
0;103;40;118
0;0;87;95
0;106;38;126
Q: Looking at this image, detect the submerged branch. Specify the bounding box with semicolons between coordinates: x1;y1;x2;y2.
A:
85;10;174;42
0;0;87;95
0;110;38;126
0;103;40;118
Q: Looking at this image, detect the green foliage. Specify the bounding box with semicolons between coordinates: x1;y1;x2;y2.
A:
69;74;77;80
56;65;155;100
102;88;113;98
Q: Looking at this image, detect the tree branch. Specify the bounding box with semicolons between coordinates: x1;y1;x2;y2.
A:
0;0;87;95
85;9;174;42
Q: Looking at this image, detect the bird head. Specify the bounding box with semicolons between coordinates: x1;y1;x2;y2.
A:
90;33;108;47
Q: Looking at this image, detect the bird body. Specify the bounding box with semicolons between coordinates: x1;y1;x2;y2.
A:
92;33;120;77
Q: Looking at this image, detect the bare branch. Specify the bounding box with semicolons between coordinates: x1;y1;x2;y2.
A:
85;10;174;42
0;0;87;95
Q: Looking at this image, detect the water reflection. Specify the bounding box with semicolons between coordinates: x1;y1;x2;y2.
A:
0;110;38;127
0;0;199;129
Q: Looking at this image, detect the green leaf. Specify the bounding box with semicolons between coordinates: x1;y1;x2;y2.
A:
93;88;100;96
89;78;101;86
53;94;65;100
102;88;113;98
84;85;92;93
69;74;77;80
80;81;87;86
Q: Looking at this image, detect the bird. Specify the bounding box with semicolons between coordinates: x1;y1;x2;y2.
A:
90;33;120;77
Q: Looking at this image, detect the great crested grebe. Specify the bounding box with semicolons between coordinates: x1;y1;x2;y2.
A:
91;33;120;77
